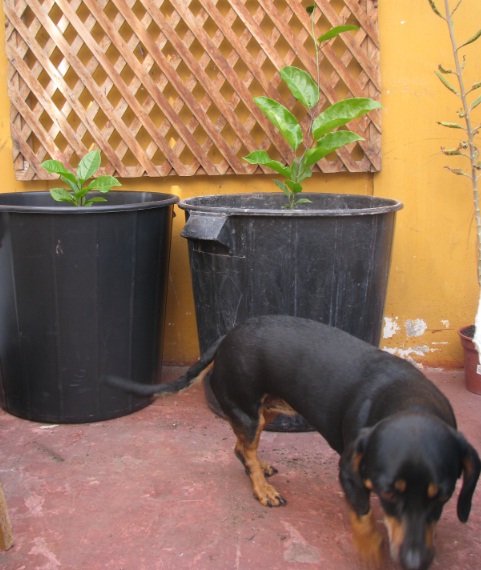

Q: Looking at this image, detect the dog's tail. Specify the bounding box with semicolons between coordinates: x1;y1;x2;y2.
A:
103;335;225;397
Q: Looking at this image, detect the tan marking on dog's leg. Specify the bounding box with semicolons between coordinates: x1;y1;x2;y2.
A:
349;508;383;569
257;407;280;477
235;409;286;507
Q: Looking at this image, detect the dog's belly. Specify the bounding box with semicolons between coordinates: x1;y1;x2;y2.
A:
263;395;297;417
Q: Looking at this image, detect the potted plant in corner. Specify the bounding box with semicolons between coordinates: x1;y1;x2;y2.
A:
429;0;481;394
0;150;179;423
177;5;403;430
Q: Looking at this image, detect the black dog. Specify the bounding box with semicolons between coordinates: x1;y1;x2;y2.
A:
105;315;480;570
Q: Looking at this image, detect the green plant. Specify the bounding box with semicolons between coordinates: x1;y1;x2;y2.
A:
243;6;381;209
429;0;481;346
41;150;121;207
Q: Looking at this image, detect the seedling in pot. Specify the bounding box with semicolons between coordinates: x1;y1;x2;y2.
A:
41;150;121;207
244;6;381;209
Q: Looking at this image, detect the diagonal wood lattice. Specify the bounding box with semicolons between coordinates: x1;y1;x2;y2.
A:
4;0;381;180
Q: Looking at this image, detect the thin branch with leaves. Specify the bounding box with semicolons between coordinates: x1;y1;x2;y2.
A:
429;0;481;346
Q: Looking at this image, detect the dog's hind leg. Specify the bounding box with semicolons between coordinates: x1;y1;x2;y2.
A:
231;402;286;507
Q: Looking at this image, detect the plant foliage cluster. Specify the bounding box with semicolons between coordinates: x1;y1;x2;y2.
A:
244;6;380;208
41;150;121;207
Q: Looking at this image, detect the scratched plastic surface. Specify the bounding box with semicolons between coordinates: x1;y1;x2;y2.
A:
179;193;403;431
0;192;178;423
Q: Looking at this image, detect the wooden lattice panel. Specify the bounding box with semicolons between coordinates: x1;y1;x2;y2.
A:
4;0;381;180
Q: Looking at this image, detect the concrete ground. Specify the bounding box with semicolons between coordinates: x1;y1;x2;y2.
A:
1;368;480;570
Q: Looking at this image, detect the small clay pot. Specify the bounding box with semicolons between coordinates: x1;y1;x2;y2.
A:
458;326;481;395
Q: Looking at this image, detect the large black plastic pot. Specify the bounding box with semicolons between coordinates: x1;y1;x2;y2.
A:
0;191;178;423
178;192;403;431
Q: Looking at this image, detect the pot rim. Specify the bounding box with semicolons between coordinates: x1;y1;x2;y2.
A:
178;192;403;217
458;325;475;340
0;191;179;214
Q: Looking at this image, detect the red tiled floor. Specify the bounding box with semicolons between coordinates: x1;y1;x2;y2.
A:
1;368;480;569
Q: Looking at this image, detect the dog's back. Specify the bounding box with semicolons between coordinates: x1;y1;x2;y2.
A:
209;315;455;452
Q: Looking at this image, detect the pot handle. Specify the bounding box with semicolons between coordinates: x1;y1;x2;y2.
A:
180;213;232;252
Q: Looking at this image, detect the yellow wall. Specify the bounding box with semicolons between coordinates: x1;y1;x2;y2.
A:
0;1;480;367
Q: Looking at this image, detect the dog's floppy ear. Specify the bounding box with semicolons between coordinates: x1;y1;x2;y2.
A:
351;427;372;476
339;428;373;515
456;433;481;523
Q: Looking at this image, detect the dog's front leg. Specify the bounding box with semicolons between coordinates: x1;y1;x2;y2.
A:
339;450;383;568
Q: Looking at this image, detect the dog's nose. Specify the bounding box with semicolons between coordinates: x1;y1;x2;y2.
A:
401;548;433;570
402;549;421;570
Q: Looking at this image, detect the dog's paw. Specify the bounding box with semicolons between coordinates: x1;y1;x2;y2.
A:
254;482;287;507
260;461;278;478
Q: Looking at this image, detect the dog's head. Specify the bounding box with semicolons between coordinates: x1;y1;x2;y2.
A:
349;414;480;570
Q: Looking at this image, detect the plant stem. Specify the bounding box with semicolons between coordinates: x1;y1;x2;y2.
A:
443;0;481;287
301;9;320;164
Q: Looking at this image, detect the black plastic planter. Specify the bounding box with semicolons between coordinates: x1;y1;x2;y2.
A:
0;191;178;423
179;192;403;431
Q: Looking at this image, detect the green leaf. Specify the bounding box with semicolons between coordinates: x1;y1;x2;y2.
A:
441;147;462;155
42;160;78;188
77;150;101;183
312;98;381;140
292;158;312;184
459;28;481;49
286;179;303;195
273;179;291;199
254;96;303;151
471;94;481;111
435;70;459;95
303;131;364;166
49;188;75;204
86;175;121;193
41;159;72;177
438;64;455;74
306;6;316;16
280;67;319;109
438;121;464;129
296;198;312;205
58;173;79;191
471;82;481;92
446;166;470;177
243;151;291;177
73;186;93;201
428;0;444;19
317;26;358;44
85;196;108;206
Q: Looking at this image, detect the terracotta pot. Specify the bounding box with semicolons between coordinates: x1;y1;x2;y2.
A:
458;326;481;395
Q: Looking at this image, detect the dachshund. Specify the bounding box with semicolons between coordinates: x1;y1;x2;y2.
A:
105;315;480;570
